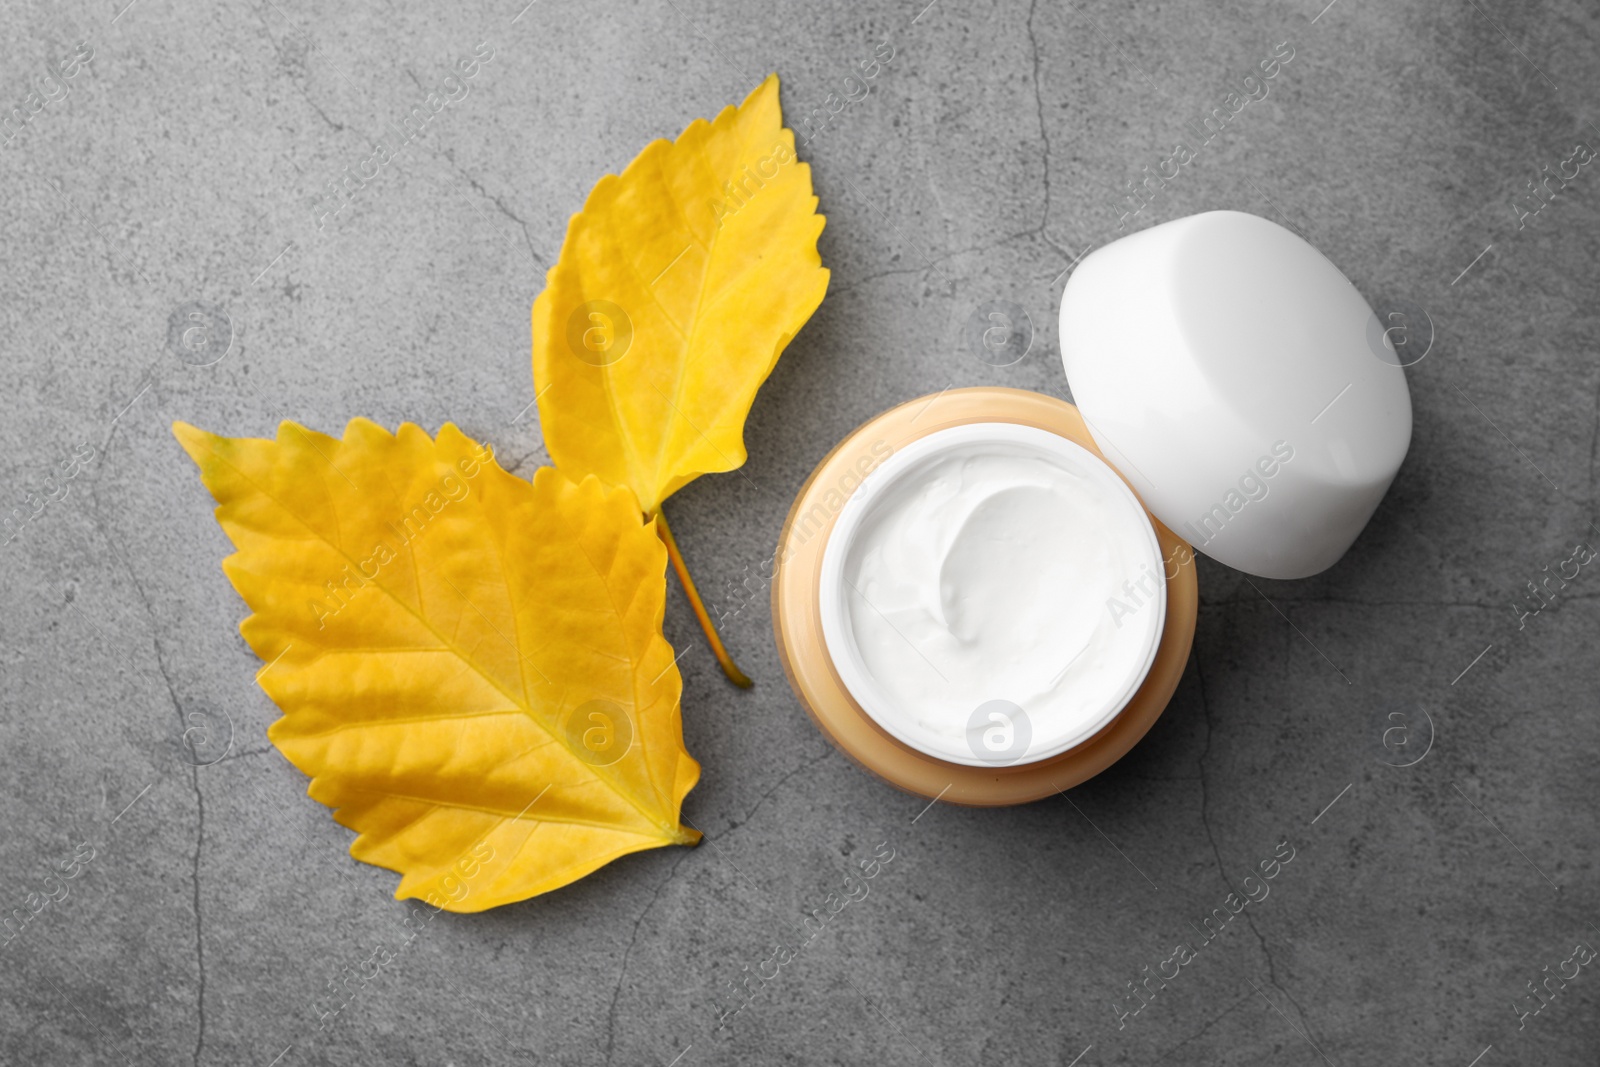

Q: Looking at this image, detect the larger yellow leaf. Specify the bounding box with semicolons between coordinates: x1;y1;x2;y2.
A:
532;73;830;512
174;419;700;911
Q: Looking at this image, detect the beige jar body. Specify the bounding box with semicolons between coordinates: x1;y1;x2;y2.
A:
772;387;1199;806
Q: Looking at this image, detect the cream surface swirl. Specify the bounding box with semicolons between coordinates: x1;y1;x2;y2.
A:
819;424;1165;766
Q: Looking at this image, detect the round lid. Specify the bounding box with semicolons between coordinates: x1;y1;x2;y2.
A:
1059;210;1413;579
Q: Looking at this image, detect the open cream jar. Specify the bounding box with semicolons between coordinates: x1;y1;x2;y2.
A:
818;423;1166;767
772;388;1198;805
775;211;1413;805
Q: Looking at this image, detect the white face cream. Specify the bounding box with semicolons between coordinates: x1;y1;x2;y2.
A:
818;423;1165;767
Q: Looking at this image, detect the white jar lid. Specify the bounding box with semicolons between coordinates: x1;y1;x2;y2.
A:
1059;210;1413;579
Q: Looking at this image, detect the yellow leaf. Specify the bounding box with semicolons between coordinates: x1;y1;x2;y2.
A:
532;73;830;512
174;419;700;911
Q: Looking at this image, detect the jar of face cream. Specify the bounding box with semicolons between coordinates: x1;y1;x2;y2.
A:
820;422;1166;767
773;211;1412;804
772;388;1198;805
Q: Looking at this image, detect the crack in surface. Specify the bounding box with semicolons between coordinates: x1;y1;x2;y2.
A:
215;745;274;765
722;746;835;837
391;65;548;273
443;153;549;271
84;422;209;1066
603;849;693;1065
1201;595;1504;609
492;444;547;477
827;227;1047;297
1201;592;1600;612
141;590;209;1067
1589;370;1599;517
1024;0;1069;261
189;767;207;1067
1151;990;1255;1063
1027;0;1052;244
251;6;349;136
1192;654;1226;898
1192;655;1321;1052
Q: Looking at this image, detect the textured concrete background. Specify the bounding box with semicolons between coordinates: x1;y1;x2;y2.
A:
3;0;1599;1063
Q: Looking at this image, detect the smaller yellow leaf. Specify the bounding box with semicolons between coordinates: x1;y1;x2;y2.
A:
532;73;830;512
175;419;700;911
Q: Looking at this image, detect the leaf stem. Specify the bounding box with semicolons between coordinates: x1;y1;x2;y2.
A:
651;507;753;689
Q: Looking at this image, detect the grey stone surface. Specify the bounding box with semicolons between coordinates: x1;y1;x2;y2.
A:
2;0;1598;1063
